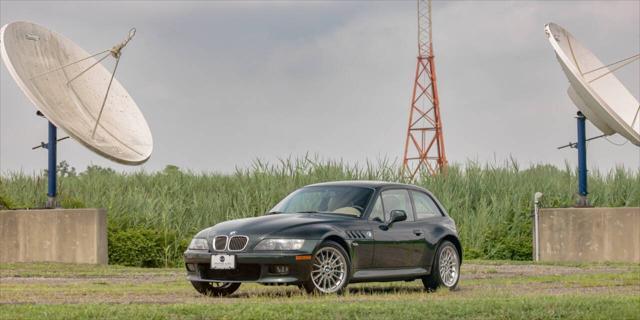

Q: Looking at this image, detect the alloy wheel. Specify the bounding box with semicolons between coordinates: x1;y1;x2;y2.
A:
438;245;459;287
310;246;347;293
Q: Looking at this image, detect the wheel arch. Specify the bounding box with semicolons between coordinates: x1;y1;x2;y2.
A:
439;234;463;265
322;234;351;260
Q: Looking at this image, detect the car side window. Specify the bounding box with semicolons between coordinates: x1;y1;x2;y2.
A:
381;189;415;222
411;191;442;219
368;196;384;222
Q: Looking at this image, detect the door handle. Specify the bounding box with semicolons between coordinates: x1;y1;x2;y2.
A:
413;229;423;236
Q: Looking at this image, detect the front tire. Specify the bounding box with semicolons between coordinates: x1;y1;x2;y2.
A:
422;240;460;291
191;281;241;297
302;240;350;294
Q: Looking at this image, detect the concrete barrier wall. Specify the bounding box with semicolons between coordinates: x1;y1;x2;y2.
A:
0;209;107;264
537;207;640;263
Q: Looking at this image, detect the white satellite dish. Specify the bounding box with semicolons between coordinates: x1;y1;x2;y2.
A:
0;21;153;164
545;22;640;146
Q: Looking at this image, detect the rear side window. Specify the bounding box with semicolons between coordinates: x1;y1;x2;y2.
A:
411;191;442;219
381;189;415;222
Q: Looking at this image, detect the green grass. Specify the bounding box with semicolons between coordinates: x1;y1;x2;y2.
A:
1;158;638;266
1;262;639;320
2;296;639;320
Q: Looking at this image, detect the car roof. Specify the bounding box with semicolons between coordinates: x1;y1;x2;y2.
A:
306;180;417;189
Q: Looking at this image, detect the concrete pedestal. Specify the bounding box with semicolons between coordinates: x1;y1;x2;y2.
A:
536;207;640;263
0;208;107;264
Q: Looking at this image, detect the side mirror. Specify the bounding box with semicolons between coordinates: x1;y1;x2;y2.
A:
390;210;407;223
380;210;407;230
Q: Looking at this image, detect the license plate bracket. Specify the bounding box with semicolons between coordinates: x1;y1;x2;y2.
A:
210;254;236;270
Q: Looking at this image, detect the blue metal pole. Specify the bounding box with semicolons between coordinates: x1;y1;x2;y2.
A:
576;112;588;206
47;121;57;208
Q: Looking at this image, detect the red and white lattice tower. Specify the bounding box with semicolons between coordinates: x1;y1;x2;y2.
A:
402;0;447;179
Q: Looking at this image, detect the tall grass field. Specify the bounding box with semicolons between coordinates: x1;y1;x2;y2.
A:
1;158;638;267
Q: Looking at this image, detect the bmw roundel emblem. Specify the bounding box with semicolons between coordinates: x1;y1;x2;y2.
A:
230;231;237;236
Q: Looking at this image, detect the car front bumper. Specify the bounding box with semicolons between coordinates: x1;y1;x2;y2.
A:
184;249;317;284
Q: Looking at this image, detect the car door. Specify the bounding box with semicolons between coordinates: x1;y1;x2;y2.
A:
410;190;448;269
371;189;425;269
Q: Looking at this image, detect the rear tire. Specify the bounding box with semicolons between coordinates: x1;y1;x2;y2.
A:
191;281;241;297
422;240;460;292
302;240;350;295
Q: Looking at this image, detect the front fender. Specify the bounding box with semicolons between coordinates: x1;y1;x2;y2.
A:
268;224;353;259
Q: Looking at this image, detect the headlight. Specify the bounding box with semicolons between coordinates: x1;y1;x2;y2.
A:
188;238;208;250
254;239;305;251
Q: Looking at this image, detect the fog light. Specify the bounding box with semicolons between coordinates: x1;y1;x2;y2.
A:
186;263;196;272
269;265;289;274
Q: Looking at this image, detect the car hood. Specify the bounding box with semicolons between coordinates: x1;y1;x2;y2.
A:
202;213;356;238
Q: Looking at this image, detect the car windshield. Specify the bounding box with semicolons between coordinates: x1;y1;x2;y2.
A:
270;186;374;217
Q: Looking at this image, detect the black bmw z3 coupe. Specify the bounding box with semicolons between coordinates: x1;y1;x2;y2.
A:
184;181;461;295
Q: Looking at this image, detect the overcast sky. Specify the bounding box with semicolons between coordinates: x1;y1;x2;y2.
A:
1;0;638;174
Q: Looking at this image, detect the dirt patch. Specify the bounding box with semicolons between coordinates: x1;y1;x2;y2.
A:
461;264;631;280
0;275;181;285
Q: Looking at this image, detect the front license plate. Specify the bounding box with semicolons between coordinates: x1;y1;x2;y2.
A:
210;254;236;270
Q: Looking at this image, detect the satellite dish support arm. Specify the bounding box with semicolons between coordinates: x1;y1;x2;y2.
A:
557;134;606;150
